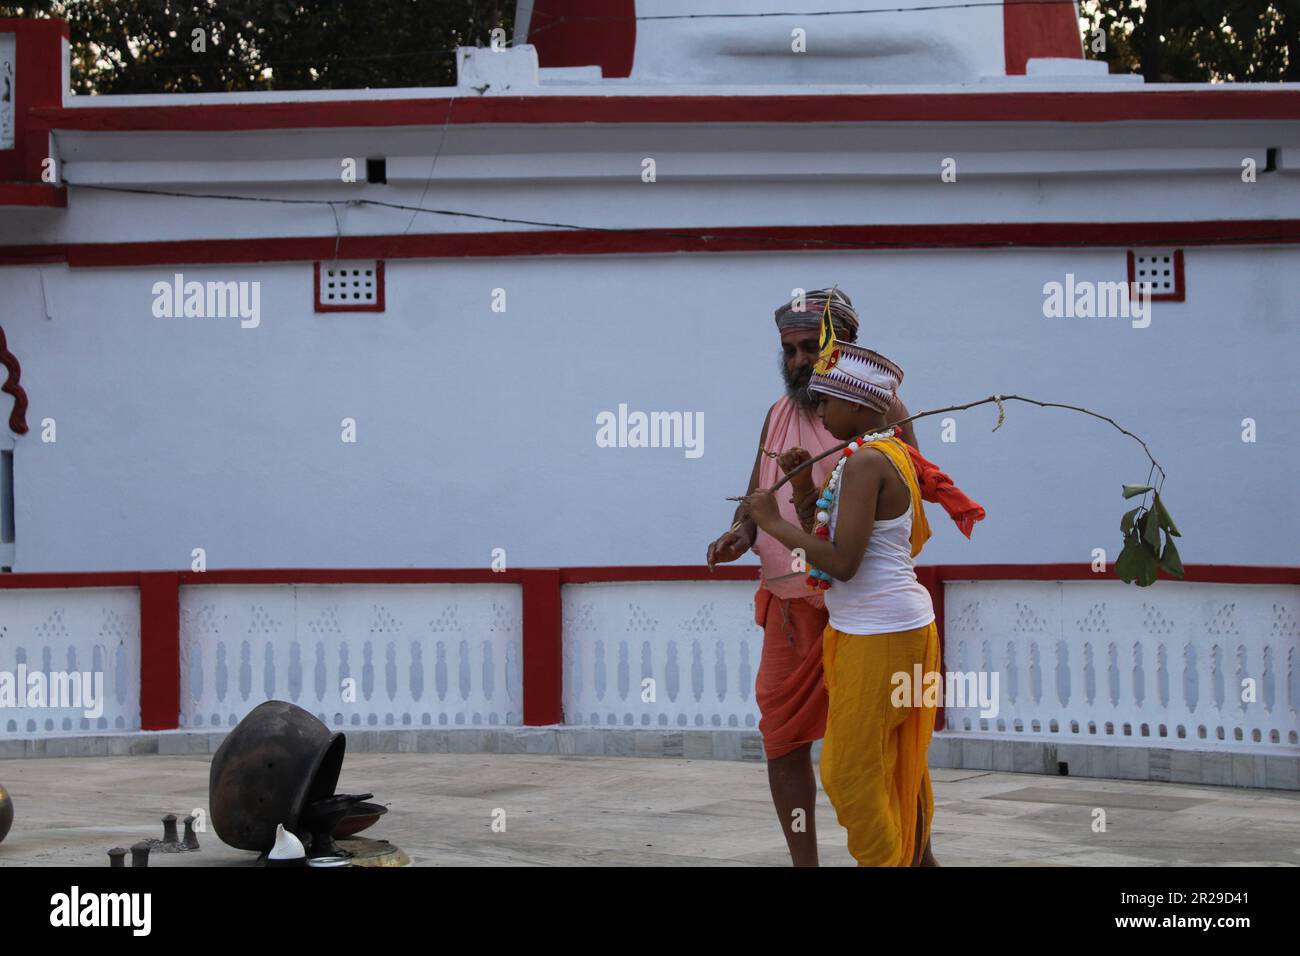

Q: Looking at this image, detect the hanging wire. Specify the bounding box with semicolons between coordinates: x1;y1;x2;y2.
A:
55;183;1300;254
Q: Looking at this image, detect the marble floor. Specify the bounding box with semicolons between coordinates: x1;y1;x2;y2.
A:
0;752;1297;866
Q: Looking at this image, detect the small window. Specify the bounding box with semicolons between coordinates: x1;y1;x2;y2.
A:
1;449;12;543
0;442;13;570
314;261;385;313
1127;249;1185;301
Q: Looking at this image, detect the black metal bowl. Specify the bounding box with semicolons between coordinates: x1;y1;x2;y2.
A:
209;701;345;852
333;801;389;838
0;784;12;844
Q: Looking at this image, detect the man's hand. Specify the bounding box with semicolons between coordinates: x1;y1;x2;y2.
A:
794;484;820;532
777;447;813;481
707;522;754;571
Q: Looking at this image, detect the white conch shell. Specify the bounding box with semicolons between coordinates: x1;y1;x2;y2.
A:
268;823;306;861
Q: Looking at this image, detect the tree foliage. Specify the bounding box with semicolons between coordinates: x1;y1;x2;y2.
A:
0;0;506;94
1081;0;1300;81
2;3;1296;93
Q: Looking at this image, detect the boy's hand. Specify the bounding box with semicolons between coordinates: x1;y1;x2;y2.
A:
741;490;780;530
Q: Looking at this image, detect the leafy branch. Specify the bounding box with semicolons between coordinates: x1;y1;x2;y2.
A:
727;393;1183;588
1116;485;1182;587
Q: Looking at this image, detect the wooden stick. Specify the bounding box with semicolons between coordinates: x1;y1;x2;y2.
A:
726;394;1167;501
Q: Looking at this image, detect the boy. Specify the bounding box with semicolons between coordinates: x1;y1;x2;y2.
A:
743;339;941;867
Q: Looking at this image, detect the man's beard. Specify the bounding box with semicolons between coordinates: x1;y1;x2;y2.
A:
780;355;819;409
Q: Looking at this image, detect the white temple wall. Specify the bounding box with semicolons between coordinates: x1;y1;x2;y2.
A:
0;243;1294;571
628;0;1009;85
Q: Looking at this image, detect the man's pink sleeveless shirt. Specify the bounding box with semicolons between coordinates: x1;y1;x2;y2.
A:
752;395;842;604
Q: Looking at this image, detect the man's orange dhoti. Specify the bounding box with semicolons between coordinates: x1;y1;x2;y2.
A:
750;395;841;759
754;587;828;759
820;620;940;866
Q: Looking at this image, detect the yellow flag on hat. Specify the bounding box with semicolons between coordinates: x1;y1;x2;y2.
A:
815;285;841;375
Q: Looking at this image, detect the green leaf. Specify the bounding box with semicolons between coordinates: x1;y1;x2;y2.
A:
1117;538;1159;587
1115;540;1143;583
1134;543;1160;587
1120;506;1141;536
1152;494;1180;537
1143;508;1163;551
1122;484;1154;499
1159;535;1185;577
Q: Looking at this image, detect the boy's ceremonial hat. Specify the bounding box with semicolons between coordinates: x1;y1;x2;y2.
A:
808;288;903;413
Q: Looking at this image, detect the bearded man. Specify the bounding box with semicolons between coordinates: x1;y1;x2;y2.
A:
706;288;918;867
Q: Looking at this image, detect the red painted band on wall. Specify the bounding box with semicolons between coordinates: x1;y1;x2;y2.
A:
0;183;67;208
0;571;142;588
28;88;1300;132
5;219;1300;269
173;567;536;586
3;563;1289;589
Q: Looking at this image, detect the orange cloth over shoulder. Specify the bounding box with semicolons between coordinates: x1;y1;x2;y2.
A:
901;438;986;539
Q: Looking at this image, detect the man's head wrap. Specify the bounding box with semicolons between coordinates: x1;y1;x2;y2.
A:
774;287;859;342
805;288;901;413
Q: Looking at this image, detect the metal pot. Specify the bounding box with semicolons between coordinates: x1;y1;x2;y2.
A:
209;700;345;852
0;784;12;844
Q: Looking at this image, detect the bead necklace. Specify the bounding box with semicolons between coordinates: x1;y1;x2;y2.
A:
805;427;900;591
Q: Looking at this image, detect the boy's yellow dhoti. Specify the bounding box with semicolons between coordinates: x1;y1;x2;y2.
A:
820;619;940;867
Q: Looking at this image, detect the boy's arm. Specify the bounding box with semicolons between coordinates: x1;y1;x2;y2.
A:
744;451;883;582
891;395;919;451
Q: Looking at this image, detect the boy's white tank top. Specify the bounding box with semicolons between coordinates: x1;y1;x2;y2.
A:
823;488;936;636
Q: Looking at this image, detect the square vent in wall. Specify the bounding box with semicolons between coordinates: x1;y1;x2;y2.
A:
314;260;385;312
1127;249;1184;301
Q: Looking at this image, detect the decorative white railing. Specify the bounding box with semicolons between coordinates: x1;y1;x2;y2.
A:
942;580;1299;751
562;581;762;730
178;583;523;730
1;571;1295;763
0;587;141;735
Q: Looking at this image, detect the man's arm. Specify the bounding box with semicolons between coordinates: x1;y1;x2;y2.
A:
735;406;771;537
794;485;819;533
706;405;773;570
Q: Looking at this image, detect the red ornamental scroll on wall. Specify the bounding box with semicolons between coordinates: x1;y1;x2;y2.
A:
0;325;28;434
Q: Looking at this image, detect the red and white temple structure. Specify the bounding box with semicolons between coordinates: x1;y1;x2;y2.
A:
0;2;1295;789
